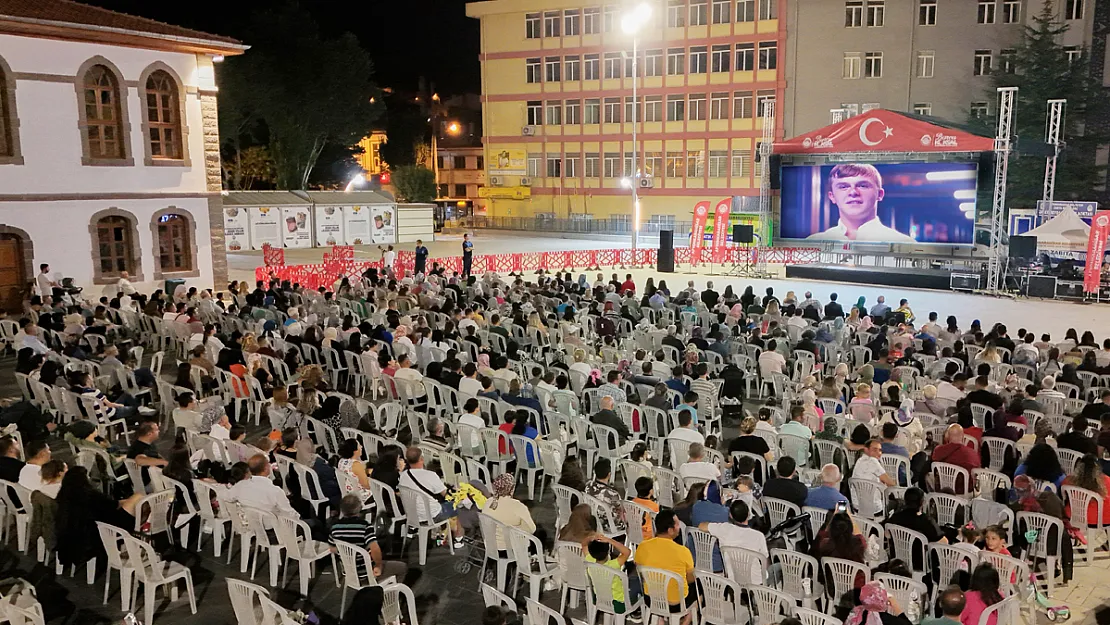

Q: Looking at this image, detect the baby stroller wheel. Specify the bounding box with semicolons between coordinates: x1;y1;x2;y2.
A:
454;560;472;574
1046;608;1057;621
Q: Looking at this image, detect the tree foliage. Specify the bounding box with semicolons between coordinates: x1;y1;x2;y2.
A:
973;0;1110;207
222;145;276;190
379;100;429;168
217;2;382;189
391;165;436;203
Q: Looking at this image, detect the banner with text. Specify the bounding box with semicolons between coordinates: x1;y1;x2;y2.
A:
1084;211;1110;293
1037;200;1098;220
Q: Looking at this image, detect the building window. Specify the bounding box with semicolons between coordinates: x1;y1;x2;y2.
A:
733;91;753;118
527;101;542;125
92;213;138;281
584;98;601;123
731;150;750;176
711;45;731;72
545;101;562;125
977;0;995;24
622;152;634;177
584;7;601;33
919;0;936;25
666;151;683;177
644;152;662;177
603;152;620;178
1065;0;1083;20
999;49;1016;73
604;53;621;79
648;214;676;229
526;58;541;83
916;50;935;78
736;44;754;71
667;95;686;121
545;57;561;82
625;96;641;123
845;1;863;27
690;46;708;73
546;154;562;178
737;0;755;21
758;42;777;70
667;0;686;27
453;155;467;169
710;92;730;119
543;11;561;37
565;56;581;81
437;155;446;170
864;51;882;77
526;154;541;177
624;54;635;78
759;0;775;19
565;154;580;177
667;48;686;75
708;151;728;177
565;99;581;124
525;13;540;38
974;50;992;76
585;153;600;177
970;101;989;118
690;0;708;25
1002;0;1019;22
1065;46;1082;65
604;5;617;31
867;0;885;26
155;213;193;273
453;184;467;197
757;91;775;116
689;94;707;120
564;9;581;35
913;103;932;116
712;0;731;23
843;53;861;79
686;150;704;177
603;97;621;123
82;64;127;161
584;54;600;80
645;96;663;122
0;58;20;162
645;49;663;77
143;70;183;161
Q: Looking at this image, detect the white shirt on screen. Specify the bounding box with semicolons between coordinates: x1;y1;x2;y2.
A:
806;217;915;243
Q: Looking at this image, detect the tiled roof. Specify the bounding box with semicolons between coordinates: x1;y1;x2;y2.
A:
0;0;243;47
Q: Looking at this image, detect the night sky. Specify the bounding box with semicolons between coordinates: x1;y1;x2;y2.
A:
81;0;481;95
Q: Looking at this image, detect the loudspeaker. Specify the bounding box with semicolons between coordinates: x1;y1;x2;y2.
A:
769;154;782;189
1009;235;1038;259
733;224;754;244
950;273;981;291
659;229;674;251
1028;275;1057;298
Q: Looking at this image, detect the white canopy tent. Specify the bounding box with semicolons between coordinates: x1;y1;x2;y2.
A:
1022;206;1091;253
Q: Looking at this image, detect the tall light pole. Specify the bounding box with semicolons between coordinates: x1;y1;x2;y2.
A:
622;3;651;252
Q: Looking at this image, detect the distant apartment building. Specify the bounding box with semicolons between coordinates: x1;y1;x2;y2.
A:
356;130;388;175
437;146;487;216
466;0;785;228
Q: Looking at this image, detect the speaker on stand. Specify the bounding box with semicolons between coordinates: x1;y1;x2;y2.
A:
657;229;674;272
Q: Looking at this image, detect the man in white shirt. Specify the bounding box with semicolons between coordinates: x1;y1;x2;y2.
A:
15;321;50;356
704;500;767;580
172;393;203;432
785;310;808;331
18;440;51;494
227;455;298;525
921;312;943;338
806;164;915;243
458;363;483;398
757;340;786;378
678;443;722;482
115;271;137;296
936;374;968;402
799;292;821;312
393;354;426;398
399;447;465;547
779;405;814;465
1014;334;1040;365
456;397;486;451
666;411;705;446
381;245;396;272
35;264;56;298
852;438;895;513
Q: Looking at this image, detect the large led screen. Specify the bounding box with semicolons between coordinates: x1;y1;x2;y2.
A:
779;162;978;244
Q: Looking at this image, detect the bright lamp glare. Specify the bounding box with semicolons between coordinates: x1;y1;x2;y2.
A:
959;202;976;211
620;177;633;189
953;189;976;200
926;170;977;181
621;3;652;34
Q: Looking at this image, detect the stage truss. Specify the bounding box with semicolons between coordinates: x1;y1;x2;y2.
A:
986;87;1016;293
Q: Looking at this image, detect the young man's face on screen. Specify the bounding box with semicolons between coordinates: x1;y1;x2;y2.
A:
827;173;884;223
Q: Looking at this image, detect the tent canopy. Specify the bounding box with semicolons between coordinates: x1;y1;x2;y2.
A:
1023;206;1091;252
774;109;995;154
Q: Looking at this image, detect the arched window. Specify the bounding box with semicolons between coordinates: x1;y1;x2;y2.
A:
83;65;125;160
156;213;192;272
0;71;12;158
145;70;182;160
96;216;135;276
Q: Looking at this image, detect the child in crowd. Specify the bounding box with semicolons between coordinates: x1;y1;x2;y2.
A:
631;477;659;540
585;535;636;614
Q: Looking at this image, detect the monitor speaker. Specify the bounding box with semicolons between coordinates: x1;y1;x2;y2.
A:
733;224;754;244
1028;275;1057;298
659;229;674;251
1009;235;1037;259
658;229;674;272
769;155;782;189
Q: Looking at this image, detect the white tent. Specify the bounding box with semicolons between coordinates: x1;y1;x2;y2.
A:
1022;206;1091;252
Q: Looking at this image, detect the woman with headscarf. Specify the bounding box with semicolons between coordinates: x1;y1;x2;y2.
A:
482;473;544;552
844;581;913;625
815;417;843;444
853;296;867;318
800;388;824;431
726;303;745;327
833;362;850;389
476;353;494;378
295;438;342;511
915;384;948;417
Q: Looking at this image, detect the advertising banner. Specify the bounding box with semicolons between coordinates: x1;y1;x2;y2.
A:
691;201;710;251
281;206;313;249
370;204;396;244
262;243;285;267
1083;211;1110;293
488;148;527;176
344;205;372;246
315;205;346;247
248;206;283;251
1037;200;1098;220
710;199;732;262
774;109;995;154
223;206;249;253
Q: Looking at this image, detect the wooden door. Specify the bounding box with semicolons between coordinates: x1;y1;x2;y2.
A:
0;236;25;313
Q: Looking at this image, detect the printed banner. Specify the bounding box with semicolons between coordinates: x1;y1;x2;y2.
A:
1084;211;1110;293
488;148;527;176
691;201;710;250
281;206;313;249
223;206;249;253
370;204;396;244
344;205;372;245
1037;200;1098;220
262;243;285;267
710;198;732;262
315;205;346;247
248;206;283;251
775;109;996;154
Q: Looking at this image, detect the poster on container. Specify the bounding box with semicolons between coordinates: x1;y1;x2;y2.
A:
370;204;396;244
314;205;346;247
281;206;313;249
223;206;250;252
344;205;372;246
248;206;283;251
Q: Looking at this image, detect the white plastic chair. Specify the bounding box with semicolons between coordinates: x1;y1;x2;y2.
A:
274;515;338;596
0;480;31;552
507;526;558;603
122;532;197;625
333;539;394;619
1062;484;1108;565
720;545;766;586
639;565;689;625
696;571;741;625
874;573;927;624
885;524;929;581
794;607;841;625
555;541;590;612
743;585;795;625
242;508;285;587
929;543;978;604
687;527;719;573
226;577;269;625
96;521;135;612
398;485;456;565
978;594;1019;625
1017;511;1064;597
820;557;869;614
769;548;822;608
931;461;972;496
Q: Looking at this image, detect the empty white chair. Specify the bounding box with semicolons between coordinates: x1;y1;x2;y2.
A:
96;522;135;612
507;526;558;603
744;585;795;625
696;571;741;625
820;557;869;614
638;565;688;625
122;533;197;625
398;485;456;565
273;515;338;596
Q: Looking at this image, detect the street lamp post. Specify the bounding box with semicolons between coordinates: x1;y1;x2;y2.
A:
622;3;651;253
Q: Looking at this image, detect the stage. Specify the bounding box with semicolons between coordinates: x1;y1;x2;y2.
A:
785;264;961;291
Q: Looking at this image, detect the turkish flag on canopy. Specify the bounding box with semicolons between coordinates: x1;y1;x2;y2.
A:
774;109;995;154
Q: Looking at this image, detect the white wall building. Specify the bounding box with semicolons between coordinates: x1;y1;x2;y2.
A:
0;1;245;311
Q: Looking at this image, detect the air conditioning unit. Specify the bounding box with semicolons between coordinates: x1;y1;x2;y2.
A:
521;126;536;136
639;177;654;189
489;176;503;186
520;177;533;186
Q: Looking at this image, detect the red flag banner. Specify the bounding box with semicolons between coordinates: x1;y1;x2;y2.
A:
262;243;285;267
691;201;710;251
1084;211;1110;293
774;109;995;154
710;198;732;262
